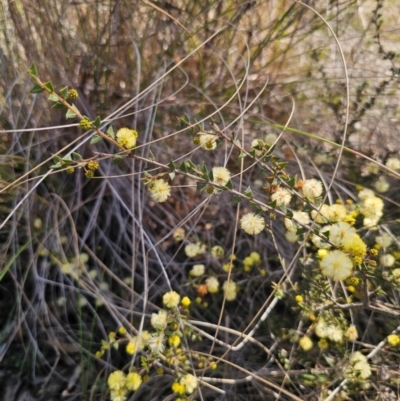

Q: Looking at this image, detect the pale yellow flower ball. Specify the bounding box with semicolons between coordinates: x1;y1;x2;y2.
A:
163;291;181;308
149;179;171;203
212;166;231;186
380;254;395;267
302;179;323;198
223;280;238;301
126;372;142;391
108;370;126;390
190;264;205;277
205;276;219;293
271;187;292;206
116;128;138;149
320;250;353;281
299;336;313;351
240;213;265;235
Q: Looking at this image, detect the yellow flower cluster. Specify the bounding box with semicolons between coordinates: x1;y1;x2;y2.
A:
240;213;265;235
116;128;138;149
148;179;171;203
108;370;142;401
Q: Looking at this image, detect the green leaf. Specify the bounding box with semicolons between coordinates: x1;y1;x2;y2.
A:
59;86;69;99
178;162;188;173
167;160;176;170
148;150;155;161
196;182;207;191
52;102;65;109
66;104;79;119
53;155;62;163
112;342;119;350
62;155;73;164
231;195;242;205
278;161;288;169
90;134;102;145
44;81;55;92
244;186;254;198
30;83;44;94
50;162;63;169
28;62;38;78
287;176;297;188
72;152;82;160
112;156;123;165
107;125;115;139
92;116;101;128
238;151;247;159
225;179;233;189
48;93;59;102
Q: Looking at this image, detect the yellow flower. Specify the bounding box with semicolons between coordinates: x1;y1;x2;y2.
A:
110;388;128;401
240;213;265;235
181;296;191;307
299;336;313;351
163;291;181;308
318;338;329;349
212;166;231;186
271;188;292;206
172;382;186;395
173;227;185;242
118;326;127;335
301;179;323;198
387;334;400;346
168;334;181;348
126;372;142;391
190;264;205;277
223;280;237;301
342;233;367;259
284;211;310;233
251;138;265;156
386;157;400;171
126;340;137;355
108;370;126;390
180;374;198;394
184;242;206;258
148;179;171;203
198;132;217;150
250;251;261;263
345;326;358;342
116;128;138;149
295;295;303;303
320;250;353;281
151;310;168;330
380;254;395;267
205;276;219;293
149;332;166;353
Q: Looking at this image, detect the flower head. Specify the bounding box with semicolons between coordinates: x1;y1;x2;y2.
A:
126;372;142;391
190;264;205;277
163;291;180;308
211;245;224;259
180;374;198;394
386;157;400;171
223;280;238;301
345;326;358;342
108;370;126;390
240;213;265;235
285;211;310;233
198;133;217;150
116;128;138;149
205;276;219;293
148;179;171;203
387;334;400;347
320;250;353;281
270;187;292;206
151;310;168;330
184;242;206;258
148;332;166;353
302;179;323;198
299;336;313;351
110;388;128;401
212;167;231;186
